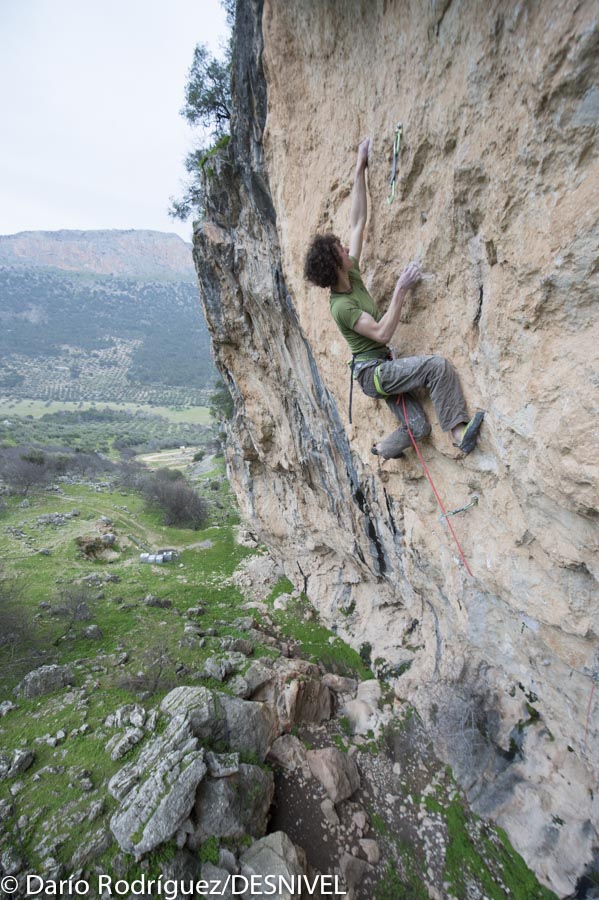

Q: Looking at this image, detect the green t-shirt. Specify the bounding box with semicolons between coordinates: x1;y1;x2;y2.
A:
329;257;389;359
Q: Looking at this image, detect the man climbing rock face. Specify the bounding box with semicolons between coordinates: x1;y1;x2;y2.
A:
304;137;484;460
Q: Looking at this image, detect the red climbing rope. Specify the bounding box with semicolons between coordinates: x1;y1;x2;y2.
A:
399;394;474;578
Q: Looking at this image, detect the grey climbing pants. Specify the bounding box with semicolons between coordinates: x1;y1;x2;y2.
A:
355;355;469;457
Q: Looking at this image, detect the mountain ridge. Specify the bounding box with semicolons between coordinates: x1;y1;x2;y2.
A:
0;228;195;281
0;229;214;405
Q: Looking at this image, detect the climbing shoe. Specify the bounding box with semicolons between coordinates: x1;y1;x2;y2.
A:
371;444;404;460
455;411;485;455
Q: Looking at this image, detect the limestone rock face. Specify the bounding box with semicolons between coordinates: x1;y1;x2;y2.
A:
14;665;74;699
159;686;277;761
193;0;599;892
108;715;207;858
190;764;274;846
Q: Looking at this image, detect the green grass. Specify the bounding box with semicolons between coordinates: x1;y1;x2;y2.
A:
423;788;558;899
267;583;373;680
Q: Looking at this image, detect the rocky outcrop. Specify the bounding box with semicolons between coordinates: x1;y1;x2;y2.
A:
108;715;207;858
14;665;74;699
108;686;280;859
193;0;599;892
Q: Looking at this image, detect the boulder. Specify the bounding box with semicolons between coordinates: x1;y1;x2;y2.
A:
252;658;332;730
0;798;14;821
321;798;340;825
205;751;240;778
186;606;206;617
143;594;172;609
240;832;308;899
0;847;24;876
228;675;251;698
220;637;254;656
190;764;274;847
70;826;113;869
200;863;234;900
160;686;277;762
0;754;11;779
203;652;246;682
306;747;360;803
356;680;381;707
273;592;293;611
244;661;275;695
267;735;308;772
359;839;380;865
14;665;74;699
341;699;377;736
340;852;371;891
11;749;35;776
109;715;207;858
83;625;103;640
322;674;358;695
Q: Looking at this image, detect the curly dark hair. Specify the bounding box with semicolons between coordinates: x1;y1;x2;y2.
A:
304;234;342;288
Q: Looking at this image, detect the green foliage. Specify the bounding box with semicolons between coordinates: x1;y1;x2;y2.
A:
0;407;214;457
209;376;235;423
199;836;220;865
138;468;208;530
359;642;372;667
181;44;231;134
269;584;373;680
422;792;558;900
170;5;232;222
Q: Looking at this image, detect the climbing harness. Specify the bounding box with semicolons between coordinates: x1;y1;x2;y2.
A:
399;393;474;578
387;123;403;204
439;495;479;522
348;354;390;424
373;364;390;397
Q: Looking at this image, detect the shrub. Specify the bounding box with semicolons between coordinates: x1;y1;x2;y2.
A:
0;578;30;656
119;643;174;697
0;446;50;495
141;469;208;529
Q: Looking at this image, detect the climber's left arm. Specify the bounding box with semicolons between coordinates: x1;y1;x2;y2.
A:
349;138;370;262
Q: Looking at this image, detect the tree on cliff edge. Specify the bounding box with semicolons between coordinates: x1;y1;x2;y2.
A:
169;2;233;222
181;44;231;135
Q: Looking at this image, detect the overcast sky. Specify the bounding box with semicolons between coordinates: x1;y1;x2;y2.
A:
0;0;229;242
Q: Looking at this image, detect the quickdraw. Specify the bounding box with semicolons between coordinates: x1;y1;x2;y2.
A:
439;495;479;522
387;123;403;204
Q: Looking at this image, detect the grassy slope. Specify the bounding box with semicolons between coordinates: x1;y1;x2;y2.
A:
0;465;560;898
0;463;369;876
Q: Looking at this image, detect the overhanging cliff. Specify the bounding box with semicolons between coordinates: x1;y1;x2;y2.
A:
193;0;599;893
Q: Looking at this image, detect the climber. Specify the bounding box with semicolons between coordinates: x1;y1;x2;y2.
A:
303;137;484;460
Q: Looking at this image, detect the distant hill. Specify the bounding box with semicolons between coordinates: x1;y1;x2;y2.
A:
0;229;197;280
0;230;216;406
